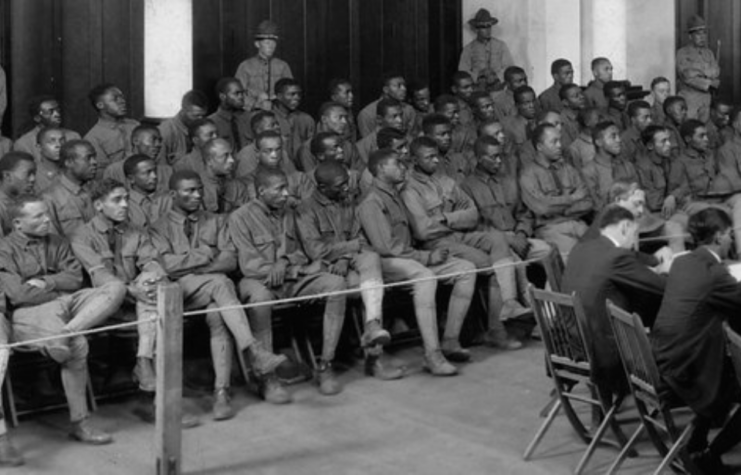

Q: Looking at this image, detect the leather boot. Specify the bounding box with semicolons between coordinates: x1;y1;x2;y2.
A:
364;353;403;380
0;433;23;467
482;328;523;350
315;360;342;396
212;388;235;421
424;350;458;376
440;338;471;363
360;319;391;348
261;373;292;405
248;341;288;376
69;419;113;445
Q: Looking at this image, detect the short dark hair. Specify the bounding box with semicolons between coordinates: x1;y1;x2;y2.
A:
182;90;209;109
90;178;126;202
123;153;156;177
536;109;561;125
433;94;458;112
477;117;501;136
310;132;340;156
711;97;733;110
376;98;402;118
132;124;160;143
504;66;525;83
680;119;705;143
215;77;241;96
60;140;94;168
0;152;34;177
641;125;670;146
689;208;733;245
28;95;57;119
591;57;610;70
255;130;282;150
317;101;345;119
382;72;405;89
407;80;428;95
421;114;451;135
255;166;286;190
368;148;398;177
451;71;472;87
474;135;500;157
376;128;406;149
275;77;300;95
188;118;216;139
314;160;347;187
249;111;276;135
558;83;580;101
532;123;557;148
627;100;651;119
592;121;618;143
599;205;635;229
663;95;686;115
608;181;640;203
88;83;118;110
650;76;670;89
577;107;601;129
36;126;64;145
328;78;351;96
469;91;491;108
550;59;571;75
10;194;45;221
409;136;438;158
513;85;535;104
603;81;625;98
169;170;201;191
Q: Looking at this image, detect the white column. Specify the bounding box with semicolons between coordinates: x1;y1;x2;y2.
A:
144;0;193;119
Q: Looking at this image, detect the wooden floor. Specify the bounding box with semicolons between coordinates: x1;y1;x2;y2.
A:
5;342;739;474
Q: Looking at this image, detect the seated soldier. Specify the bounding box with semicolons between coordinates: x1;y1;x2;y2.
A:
104;125;173;194
669;119;741;255
158;90;208;165
603;81;629;131
0;152;37;235
123;154;172;229
637;125;687;252
491;66;528;120
538;59;573;113
172;118;218;173
422;114;471;183
357;72;416;138
501;86;538;152
517;110;565;171
662;95;688;158
44;140;97;237
251;131;313;207
272;78;316;166
199;138;250;214
451;71;475;126
0;195;126;445
359;128;409;195
207;77;251;152
356;98;407;166
434;94;476;155
649;76;671;125
296;161;402;380
14;95;80;161
559;83;586;148
477;119;520;176
401;137;526;348
520;124;594;258
358;148;476;375
150;171;287;417
707;97;733;151
229;167;347;396
70;179;197;427
620;100;653;164
297;102;362;172
582;121;639;210
235;111;295;179
83;83;139;178
583;57;613;109
305;133;363;203
328;78;357;142
469;90;497;134
408;81;432;137
462;136;552;264
35;126;66;192
567;107;601;169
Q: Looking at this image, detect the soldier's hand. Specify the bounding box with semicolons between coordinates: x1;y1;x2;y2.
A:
510;232;531;259
329;259;350;277
429;248;449;266
26;278;47;289
661;195;677;219
267;260;288;288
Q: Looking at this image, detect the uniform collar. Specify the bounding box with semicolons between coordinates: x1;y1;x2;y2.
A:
91;214;125;234
169;208;201;224
60;174;84;195
9;231;46;249
373;177;399;197
534;152;561;170
96;117;126;129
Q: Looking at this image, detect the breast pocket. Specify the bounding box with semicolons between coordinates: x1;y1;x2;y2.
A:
251;234;278;256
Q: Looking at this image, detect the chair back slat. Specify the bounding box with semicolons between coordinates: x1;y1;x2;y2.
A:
723;322;741;387
543;247;566;292
529;286;590;366
606;301;660;400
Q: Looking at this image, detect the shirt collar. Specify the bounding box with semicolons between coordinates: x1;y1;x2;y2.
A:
169;208;200;225
312;190;335;207
97;117;125;129
373;177;399;197
129;188;154;206
252;197;284;219
215;107;234;120
9;231;45;249
60;174;83;195
594;151;613;167
534;152;560;170
91;214;125;234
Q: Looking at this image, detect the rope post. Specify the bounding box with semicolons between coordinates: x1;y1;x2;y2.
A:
155;283;183;475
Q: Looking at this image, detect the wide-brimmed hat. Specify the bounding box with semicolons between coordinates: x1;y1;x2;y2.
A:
255;20;279;40
468;8;498;28
687;15;707;33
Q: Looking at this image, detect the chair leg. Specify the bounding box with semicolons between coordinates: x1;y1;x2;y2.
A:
653;422;694;475
606;423;645;475
539;390;558;417
575;403;617;475
3;372;18;428
86;372;97;413
523;398;562;460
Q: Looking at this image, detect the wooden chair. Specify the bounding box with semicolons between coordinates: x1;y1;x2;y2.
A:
523;286;628;475
606;302;700;475
542;246;566;292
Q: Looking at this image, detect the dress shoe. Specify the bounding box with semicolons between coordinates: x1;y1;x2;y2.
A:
0;434;23;467
248;342;288;376
261;373;292;405
482;329;523;350
315;361;342;396
440;339;472;363
500;300;535;321
212;388;235;421
364;354;403;380
133;396;200;429
69;419;113;445
360;319;391;348
424;350;458;376
132;357;156;392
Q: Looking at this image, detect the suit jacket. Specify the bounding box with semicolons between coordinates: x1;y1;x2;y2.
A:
562;235;666;393
652;247;741;417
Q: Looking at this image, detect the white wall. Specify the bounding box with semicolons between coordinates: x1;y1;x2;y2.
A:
461;0;675;94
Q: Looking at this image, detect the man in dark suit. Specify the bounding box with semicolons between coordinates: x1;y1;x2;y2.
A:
653;208;741;471
562;206;667;396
